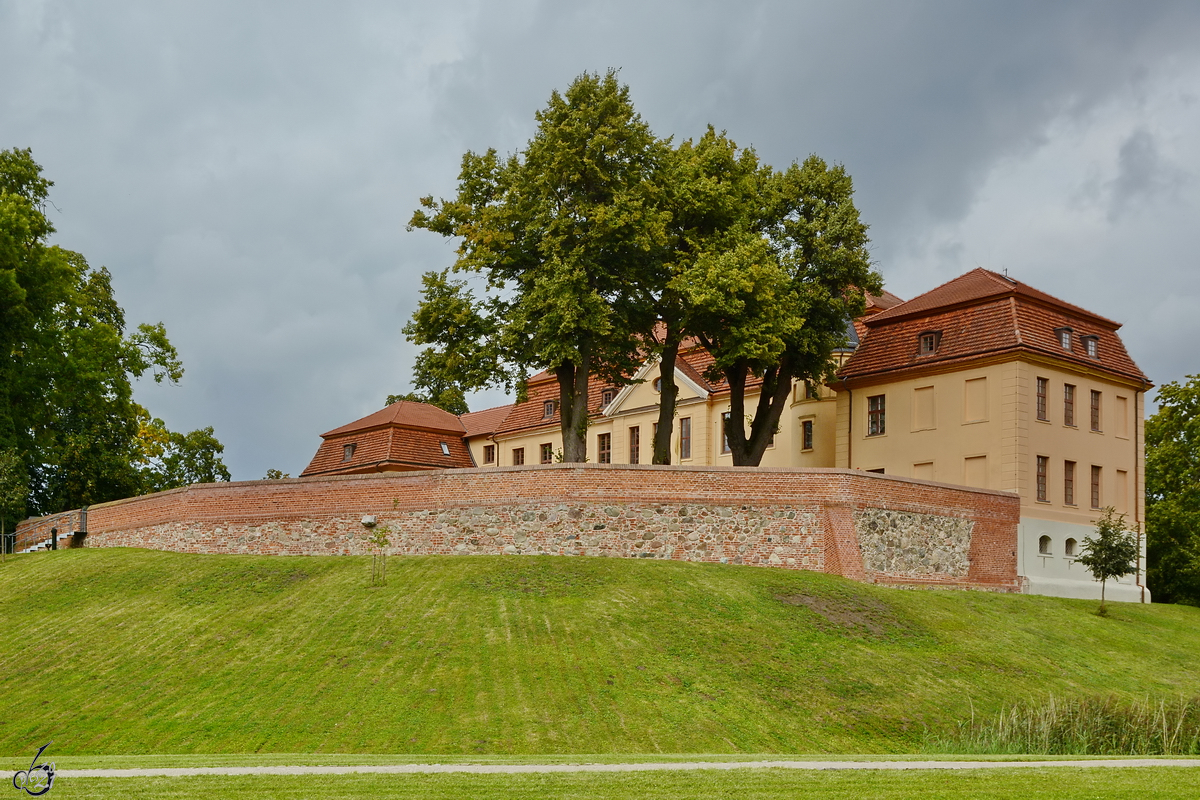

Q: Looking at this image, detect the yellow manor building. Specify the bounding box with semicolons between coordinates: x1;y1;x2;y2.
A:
303;268;1152;601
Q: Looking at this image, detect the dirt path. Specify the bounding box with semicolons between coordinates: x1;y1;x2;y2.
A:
56;758;1200;778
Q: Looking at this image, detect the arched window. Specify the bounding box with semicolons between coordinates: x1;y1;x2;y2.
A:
1065;538;1078;557
1038;535;1052;555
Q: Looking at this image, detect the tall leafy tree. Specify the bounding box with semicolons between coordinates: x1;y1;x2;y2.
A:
407;71;667;461
643;129;769;464
682;152;880;466
0;448;26;557
1;147;229;515
1146;375;1200;605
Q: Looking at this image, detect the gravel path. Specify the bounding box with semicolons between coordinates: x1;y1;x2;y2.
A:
56;758;1200;777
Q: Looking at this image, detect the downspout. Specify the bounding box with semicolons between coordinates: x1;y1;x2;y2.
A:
846;385;854;469
1136;383;1146;603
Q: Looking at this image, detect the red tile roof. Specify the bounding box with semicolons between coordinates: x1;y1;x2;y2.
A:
302;400;474;476
838;269;1149;385
322;401;465;437
868;268;1116;327
460;404;515;438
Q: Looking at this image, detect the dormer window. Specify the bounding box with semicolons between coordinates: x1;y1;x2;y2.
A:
918;330;941;355
1055;327;1073;350
542;400;555;419
1081;335;1099;359
439;442;450;456
342;443;356;462
601;389;615;408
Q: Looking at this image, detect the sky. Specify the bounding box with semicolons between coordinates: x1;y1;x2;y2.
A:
2;1;1198;480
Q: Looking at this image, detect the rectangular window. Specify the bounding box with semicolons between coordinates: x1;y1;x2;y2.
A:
867;394;886;436
1090;390;1102;432
721;412;731;453
679;417;692;460
512;447;525;466
342;443;356;462
1064;460;1076;505
1091;465;1102;508
1116;469;1129;512
628;426;640;464
1036;377;1048;421
483;444;495;464
1064;384;1076;426
597;433;611;464
540;443;553;464
802;419;814;451
542;401;555;419
601;389;615;408
1036;456;1048;502
806;382;821;400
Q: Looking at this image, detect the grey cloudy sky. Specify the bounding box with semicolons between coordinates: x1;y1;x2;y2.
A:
3;1;1197;480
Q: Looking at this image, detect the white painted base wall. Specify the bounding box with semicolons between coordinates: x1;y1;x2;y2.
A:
1017;517;1150;603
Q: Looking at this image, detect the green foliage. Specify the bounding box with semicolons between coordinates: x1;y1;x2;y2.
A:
0;147;227;514
407;71;668;461
137;412;231;492
677;139;880;465
1146;375;1200;605
262;469;291;480
1076;508;1140;613
0;448;26;556
932;694;1200;755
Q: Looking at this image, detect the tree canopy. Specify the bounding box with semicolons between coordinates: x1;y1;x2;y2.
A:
1;147;229;518
407;70;667;461
1146;375;1200;605
406;73;879;466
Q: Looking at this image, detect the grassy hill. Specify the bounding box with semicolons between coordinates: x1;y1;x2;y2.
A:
1;548;1198;756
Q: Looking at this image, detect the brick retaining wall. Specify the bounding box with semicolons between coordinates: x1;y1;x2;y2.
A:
16;465;1022;590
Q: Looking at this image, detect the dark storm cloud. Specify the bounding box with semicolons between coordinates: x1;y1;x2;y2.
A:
3;1;1198;477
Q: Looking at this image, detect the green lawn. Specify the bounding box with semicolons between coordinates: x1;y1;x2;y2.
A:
51;767;1200;799
1;549;1198;756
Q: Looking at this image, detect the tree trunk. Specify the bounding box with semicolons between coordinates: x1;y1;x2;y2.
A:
652;335;681;465
1100;579;1107;614
726;354;796;466
556;352;592;463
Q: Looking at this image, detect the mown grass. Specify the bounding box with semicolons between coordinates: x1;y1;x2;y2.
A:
1;548;1199;756
51;767;1200;800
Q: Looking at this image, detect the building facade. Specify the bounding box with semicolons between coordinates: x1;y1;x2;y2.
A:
303;269;1151;601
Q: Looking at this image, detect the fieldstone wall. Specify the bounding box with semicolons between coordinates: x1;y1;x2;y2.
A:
84;502;827;569
16;464;1022;590
854;508;974;579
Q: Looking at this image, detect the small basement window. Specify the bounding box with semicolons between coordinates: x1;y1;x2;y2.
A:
1039;535;1052;555
440;442;450;456
342;443;356;462
1065;538;1078;557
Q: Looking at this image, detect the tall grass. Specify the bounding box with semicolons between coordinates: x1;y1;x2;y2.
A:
930;695;1200;755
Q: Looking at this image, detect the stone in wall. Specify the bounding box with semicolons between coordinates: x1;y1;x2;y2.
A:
854;508;973;578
